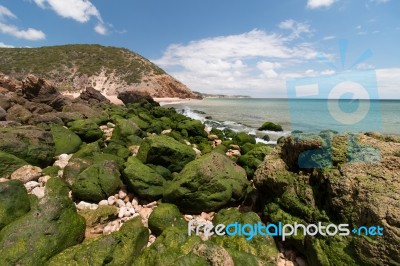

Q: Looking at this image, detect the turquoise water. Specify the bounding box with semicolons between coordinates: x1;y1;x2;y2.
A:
165;98;400;142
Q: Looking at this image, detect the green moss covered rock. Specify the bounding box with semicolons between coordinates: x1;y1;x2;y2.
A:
123;157;166;201
177;119;207;138
51;125;82;155
78;205;118;227
0;178;85;265
148;203;186;235
0;151;28;179
232;132;256;146
0;180;31;230
111;118;143;145
47;217;149;266
137;135;196;172
0;126;55;167
258;121;283;131
68;119;103;142
72;160;121;202
164;152;249;213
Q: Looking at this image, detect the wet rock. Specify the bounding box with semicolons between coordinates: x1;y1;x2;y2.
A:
11;165;42;183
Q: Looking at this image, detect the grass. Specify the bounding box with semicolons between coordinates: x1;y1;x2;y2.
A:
0;44;165;90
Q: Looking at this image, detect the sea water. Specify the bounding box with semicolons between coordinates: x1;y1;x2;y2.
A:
164;98;400;143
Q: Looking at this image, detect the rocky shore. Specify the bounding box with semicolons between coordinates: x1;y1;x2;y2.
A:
0;73;398;265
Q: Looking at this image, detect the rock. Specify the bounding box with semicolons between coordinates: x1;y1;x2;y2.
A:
98;200;108;206
117;90;159;106
79;87;110;103
108;196;116;206
137;135;196;172
148;203;186;235
78;205;118;227
258;121;283;131
226;149;241;158
0;180;31;230
118;189;127;199
115;199;125;208
38;175;51;185
24;181;40;192
233;132;256;146
0;178;86;264
0;126;55;167
212;208;279;265
208;134;219;141
62;157;92;186
229;144;241;151
6;104;32;123
67;119;103;142
0;151;28;179
123;157;166;201
177;119;207;138
63;103;107;121
28;113;64;130
0;73;21;92
164;152;250;213
21;74;69;111
0;106;6;120
47;217;149;266
111;118;143;145
237;146;271;178
0;95;12;110
72;160;121;202
53;153;73;169
76;201;98;210
11;165;42;183
51;125;82;155
161;129;172;135
262;134;271;141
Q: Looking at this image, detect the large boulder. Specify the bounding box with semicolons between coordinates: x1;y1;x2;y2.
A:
21;74;69;111
79;87;110;104
117;90;159;106
72;160;121;202
0;126;55;167
0;178;86;265
5;104;32;123
163;152;250;213
0;180;31;230
68;119;103;142
111;118;143;145
176;119;207;138
47;217;149;266
232;132;256;146
137;135;196;172
123;157;166;201
51;125;82;155
0;151;29;179
0;106;6;121
148;203;186;235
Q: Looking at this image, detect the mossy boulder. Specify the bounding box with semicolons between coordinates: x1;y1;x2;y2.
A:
127;115;149;130
0;151;28;179
0;178;85;265
212;208;279;266
0;180;31;230
68;119;103;142
163;152;250;213
137;135;196;172
47;217;149;266
78;205;118;227
103;140;131;159
177;119;207;138
72;141;102;159
123;157;166;201
111;118;143;145
0;126;55;167
237;146;271;178
72;160;121;202
148;203;186;235
63;157;93;186
232;132;256;146
51;125;82;155
258;121;283;131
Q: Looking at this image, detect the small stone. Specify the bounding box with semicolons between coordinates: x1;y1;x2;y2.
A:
184;140;191;146
90;225;104;234
24;181;40;192
124;207;134;217
123;195;130;203
118;190;127;199
118;207;127;218
161;129;172;135
31;186;45;199
107;122;115;128
126;202;132;208
200;212;212;221
295;257;307;266
226;149;241;158
11;165;42;183
144;201;157;208
184;215;193;222
128;145;140;156
53;154;73;169
193;147;202;158
208;134;219;141
131;198;139;206
108;196;116;205
76;201;98;210
134;205;142;212
229;144;241;151
116;199;125;208
213;139;222;148
98;200;108;206
38;175;51;186
0;178;8;183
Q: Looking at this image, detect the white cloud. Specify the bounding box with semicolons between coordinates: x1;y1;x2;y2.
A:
0;5;16;20
279;20;313;40
307;0;336;9
370;0;390;4
323;35;336;40
0;42;14;48
0;22;45;40
33;0;107;34
0;5;45;41
154;27;323;97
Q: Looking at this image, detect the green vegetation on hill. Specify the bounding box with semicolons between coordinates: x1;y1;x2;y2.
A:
0;44;165;89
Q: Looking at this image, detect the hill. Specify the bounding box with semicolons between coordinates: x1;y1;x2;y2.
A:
0;44;200;99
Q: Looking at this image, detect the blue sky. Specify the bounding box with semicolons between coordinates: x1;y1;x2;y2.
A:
0;0;399;98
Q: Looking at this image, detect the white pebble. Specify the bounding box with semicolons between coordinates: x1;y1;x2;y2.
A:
126;202;132;208
144;201;157;208
38;175;51;186
116;199;125;208
76;201;98;210
24;181;40;192
99;200;108;206
108;196;116;205
118;190;127;199
118;207;127;218
131;198;139;206
31;187;45;199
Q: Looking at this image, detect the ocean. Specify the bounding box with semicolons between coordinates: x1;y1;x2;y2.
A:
163;98;400;143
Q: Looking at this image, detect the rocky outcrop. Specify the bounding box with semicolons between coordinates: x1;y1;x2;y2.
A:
79;87;110;104
117;90;159;106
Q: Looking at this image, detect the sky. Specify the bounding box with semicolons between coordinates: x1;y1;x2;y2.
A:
0;0;399;98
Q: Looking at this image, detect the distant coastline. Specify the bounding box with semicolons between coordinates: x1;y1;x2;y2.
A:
193;91;251;99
